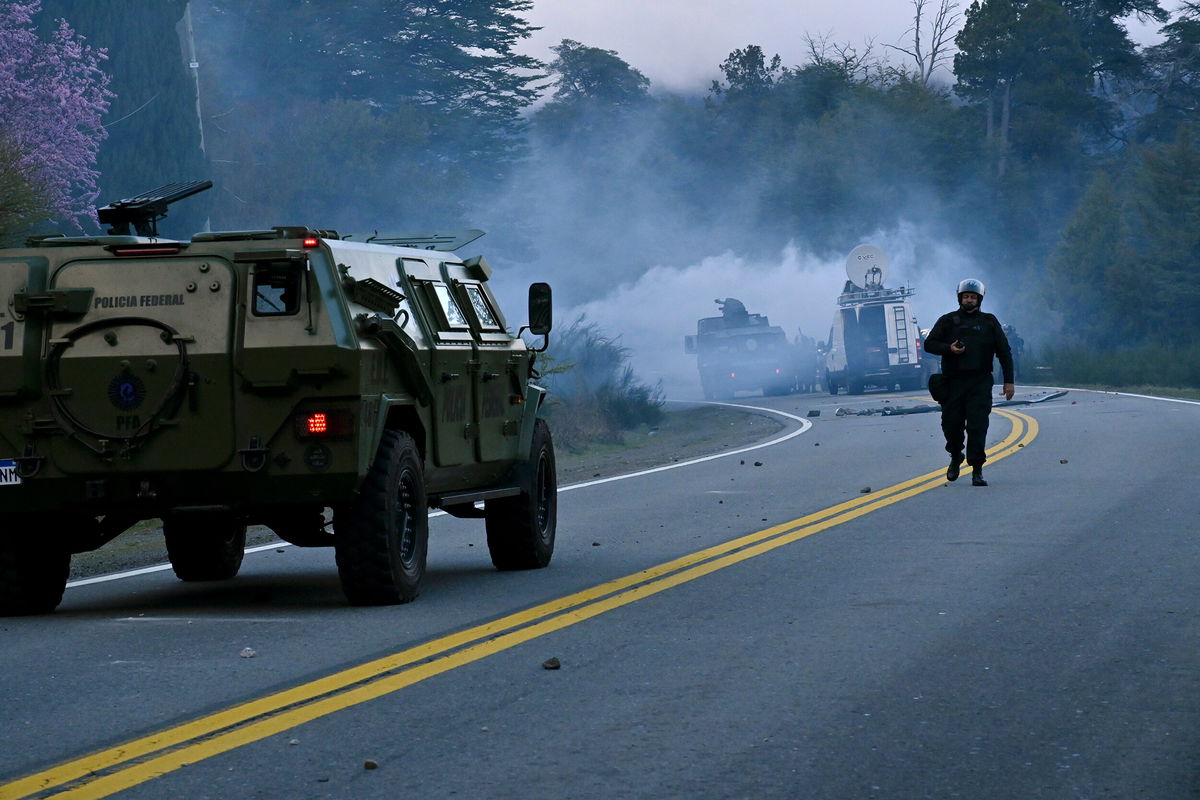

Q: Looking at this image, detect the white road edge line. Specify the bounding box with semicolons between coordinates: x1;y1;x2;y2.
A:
67;401;811;590
558;401;812;492
1079;388;1200;406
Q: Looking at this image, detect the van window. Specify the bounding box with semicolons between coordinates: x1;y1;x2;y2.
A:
251;265;302;316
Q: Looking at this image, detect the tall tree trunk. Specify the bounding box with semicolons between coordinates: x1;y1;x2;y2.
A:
998;81;1011;179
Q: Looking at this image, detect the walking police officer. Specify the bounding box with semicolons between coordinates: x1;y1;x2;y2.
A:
923;279;1014;486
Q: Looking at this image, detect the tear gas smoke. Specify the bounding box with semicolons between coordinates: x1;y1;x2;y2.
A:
513;222;995;400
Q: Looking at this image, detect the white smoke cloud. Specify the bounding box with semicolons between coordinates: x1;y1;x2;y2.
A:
560;222;992;399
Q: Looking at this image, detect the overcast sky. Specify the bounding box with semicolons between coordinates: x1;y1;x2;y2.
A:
520;0;1169;94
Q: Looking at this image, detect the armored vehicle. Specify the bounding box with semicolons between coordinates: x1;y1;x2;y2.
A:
823;245;924;395
0;182;556;614
684;298;795;400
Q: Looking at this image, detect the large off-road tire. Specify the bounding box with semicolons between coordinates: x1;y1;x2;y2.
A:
486;419;557;570
334;430;428;605
164;510;247;582
0;532;70;616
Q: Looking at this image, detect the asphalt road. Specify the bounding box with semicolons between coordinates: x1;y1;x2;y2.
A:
2;387;1199;800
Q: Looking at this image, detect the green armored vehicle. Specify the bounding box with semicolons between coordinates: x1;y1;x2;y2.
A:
0;182;556;614
683;298;796;400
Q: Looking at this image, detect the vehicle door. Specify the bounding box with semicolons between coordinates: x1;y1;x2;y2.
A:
45;252;237;473
883;302;917;368
451;278;521;463
855;304;889;371
408;272;476;467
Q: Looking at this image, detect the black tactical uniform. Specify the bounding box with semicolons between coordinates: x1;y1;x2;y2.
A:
924;302;1013;477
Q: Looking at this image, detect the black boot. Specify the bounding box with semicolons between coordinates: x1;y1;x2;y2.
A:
946;459;961;482
971;467;987;486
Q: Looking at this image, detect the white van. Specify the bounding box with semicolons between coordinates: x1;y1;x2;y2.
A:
822;245;924;395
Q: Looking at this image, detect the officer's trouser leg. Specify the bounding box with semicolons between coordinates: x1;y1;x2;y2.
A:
964;374;993;467
940;387;967;464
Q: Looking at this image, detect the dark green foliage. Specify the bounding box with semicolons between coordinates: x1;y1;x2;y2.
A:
1045;172;1134;345
1059;0;1168;82
543;39;650;107
955;0;1099;168
1140;7;1200;142
533;39;651;139
538;316;664;451
1045;126;1200;380
1126;128;1200;333
193;0;542;228
1043;343;1200;387
0;132;53;246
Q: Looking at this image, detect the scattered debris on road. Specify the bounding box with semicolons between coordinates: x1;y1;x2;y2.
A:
836;390;1069;417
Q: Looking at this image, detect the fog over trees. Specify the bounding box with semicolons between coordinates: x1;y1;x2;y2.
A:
3;0;1200;386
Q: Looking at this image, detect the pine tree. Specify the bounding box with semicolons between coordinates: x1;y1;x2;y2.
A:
1128;128;1200;336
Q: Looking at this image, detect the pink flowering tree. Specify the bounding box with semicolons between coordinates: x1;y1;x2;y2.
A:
0;0;112;238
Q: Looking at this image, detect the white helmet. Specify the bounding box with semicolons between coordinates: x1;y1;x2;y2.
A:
956;278;985;299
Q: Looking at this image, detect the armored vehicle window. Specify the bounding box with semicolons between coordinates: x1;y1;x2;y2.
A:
251;264;302;316
463;284;501;330
432;282;470;330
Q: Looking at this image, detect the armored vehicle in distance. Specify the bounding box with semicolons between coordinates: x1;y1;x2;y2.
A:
684;298;795;400
0;182;556;614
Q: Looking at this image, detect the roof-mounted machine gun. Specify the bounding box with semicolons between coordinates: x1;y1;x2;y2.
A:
96;180;213;237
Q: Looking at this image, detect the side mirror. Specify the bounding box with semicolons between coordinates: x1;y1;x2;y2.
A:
684;335;697;354
527;282;552;336
522;282;552;352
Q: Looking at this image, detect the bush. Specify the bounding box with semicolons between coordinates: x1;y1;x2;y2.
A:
1041;343;1200;389
537;316;664;451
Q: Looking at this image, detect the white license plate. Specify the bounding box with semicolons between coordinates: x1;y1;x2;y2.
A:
0;460;20;486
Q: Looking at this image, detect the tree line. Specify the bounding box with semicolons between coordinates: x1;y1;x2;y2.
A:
2;0;1200;386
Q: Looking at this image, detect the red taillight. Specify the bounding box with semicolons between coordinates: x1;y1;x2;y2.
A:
303;237;319;248
294;409;353;438
774;368;781;374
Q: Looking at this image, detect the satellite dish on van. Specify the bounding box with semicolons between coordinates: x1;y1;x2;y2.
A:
844;244;890;289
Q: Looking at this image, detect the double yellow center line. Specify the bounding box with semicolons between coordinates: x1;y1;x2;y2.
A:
3;409;1037;800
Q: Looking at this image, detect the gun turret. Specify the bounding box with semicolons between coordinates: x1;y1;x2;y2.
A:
96;180;212;237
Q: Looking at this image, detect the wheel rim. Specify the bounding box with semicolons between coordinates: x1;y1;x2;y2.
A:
396;466;418;564
534;452;552;536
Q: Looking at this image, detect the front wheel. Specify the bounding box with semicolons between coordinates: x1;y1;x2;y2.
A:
164;510;247;582
486;419;557;570
0;528;69;616
334;430;428;605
